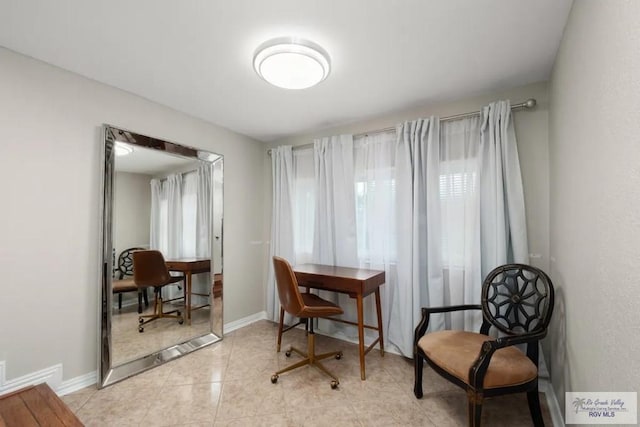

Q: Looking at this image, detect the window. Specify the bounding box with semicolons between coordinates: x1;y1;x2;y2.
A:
439;158;478;268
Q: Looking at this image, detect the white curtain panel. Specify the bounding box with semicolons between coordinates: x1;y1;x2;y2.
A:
292;149;315;265
149;179;163;251
352;131;397;348
196;164;213;259
479;100;529;273
312;135;358;266
182;171;198;258
181;167;213;303
312;135;360;337
393;117;443;356
148;174;186;300
165;174;184;261
194;164;213;304
440;116;483;332
266;146;296;322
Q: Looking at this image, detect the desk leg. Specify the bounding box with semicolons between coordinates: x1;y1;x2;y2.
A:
356;293;366;380
375;288;384;356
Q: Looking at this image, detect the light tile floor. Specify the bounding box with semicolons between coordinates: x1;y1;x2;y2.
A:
63;320;552;426
112;300;213;365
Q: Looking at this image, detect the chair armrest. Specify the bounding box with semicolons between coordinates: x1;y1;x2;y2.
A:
468;330;547;388
424;304;482;314
413;305;482;349
493;330;547;349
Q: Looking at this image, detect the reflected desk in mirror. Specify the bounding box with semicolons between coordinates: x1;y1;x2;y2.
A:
166;257;211;324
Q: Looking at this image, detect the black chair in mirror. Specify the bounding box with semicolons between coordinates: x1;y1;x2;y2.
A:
112;247;149;313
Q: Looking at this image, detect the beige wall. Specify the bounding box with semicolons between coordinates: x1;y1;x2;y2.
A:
113;171;152;258
266;80;551;270
0;47;266;381
548;0;640;418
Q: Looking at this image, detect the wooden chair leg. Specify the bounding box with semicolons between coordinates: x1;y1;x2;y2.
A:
277;307;285;352
414;354;424;398
527;389;545;426
468;391;483;427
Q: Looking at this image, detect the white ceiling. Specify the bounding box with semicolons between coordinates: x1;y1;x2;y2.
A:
0;0;572;142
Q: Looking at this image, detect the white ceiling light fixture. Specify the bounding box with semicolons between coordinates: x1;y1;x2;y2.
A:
253;37;331;90
114;142;133;156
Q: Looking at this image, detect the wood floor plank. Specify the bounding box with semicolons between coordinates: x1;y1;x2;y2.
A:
0;394;39;427
33;385;83;427
0;384;82;427
21;387;63;427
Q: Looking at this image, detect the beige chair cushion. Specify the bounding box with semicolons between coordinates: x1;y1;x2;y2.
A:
417;330;537;389
112;278;137;293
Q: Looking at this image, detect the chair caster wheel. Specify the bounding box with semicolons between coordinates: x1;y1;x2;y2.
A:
178;318;184;325
335;352;343;360
138;326;144;333
271;375;278;384
138;317;144;324
285;350;292;357
330;380;339;389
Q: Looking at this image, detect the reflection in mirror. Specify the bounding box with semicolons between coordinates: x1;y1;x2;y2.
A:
99;125;223;388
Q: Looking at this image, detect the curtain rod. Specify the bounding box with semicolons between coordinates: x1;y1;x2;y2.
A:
267;98;536;155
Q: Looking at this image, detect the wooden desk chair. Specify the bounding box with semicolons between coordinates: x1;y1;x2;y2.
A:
270;256;344;389
133;250;185;333
112;247;148;313
276;278;310;353
414;264;554;427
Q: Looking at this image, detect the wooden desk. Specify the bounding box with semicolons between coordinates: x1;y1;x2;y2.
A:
0;383;82;426
165;258;210;324
294;264;385;380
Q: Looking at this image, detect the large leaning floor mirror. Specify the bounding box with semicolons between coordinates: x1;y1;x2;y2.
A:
99;125;223;388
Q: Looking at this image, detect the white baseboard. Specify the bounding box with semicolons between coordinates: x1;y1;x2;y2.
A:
0;360;96;397
0;360;63;395
540;379;564;427
57;371;97;396
224;310;268;333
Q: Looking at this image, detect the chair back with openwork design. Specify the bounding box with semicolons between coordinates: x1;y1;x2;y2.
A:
481;263;554;336
116;247;145;279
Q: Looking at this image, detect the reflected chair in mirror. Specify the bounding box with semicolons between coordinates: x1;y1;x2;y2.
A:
414;264;554;427
270;256;344;389
112;247;148;313
133;250;185;333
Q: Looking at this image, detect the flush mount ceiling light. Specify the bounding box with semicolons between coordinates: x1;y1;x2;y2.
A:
114;142;133;156
253;37;330;90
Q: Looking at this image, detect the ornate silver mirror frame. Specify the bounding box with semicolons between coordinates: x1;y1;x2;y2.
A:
98;125;223;388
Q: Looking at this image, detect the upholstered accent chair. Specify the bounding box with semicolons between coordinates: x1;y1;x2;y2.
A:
133;250;185;332
414;264;554;426
270;256;344;389
112;247;148;313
